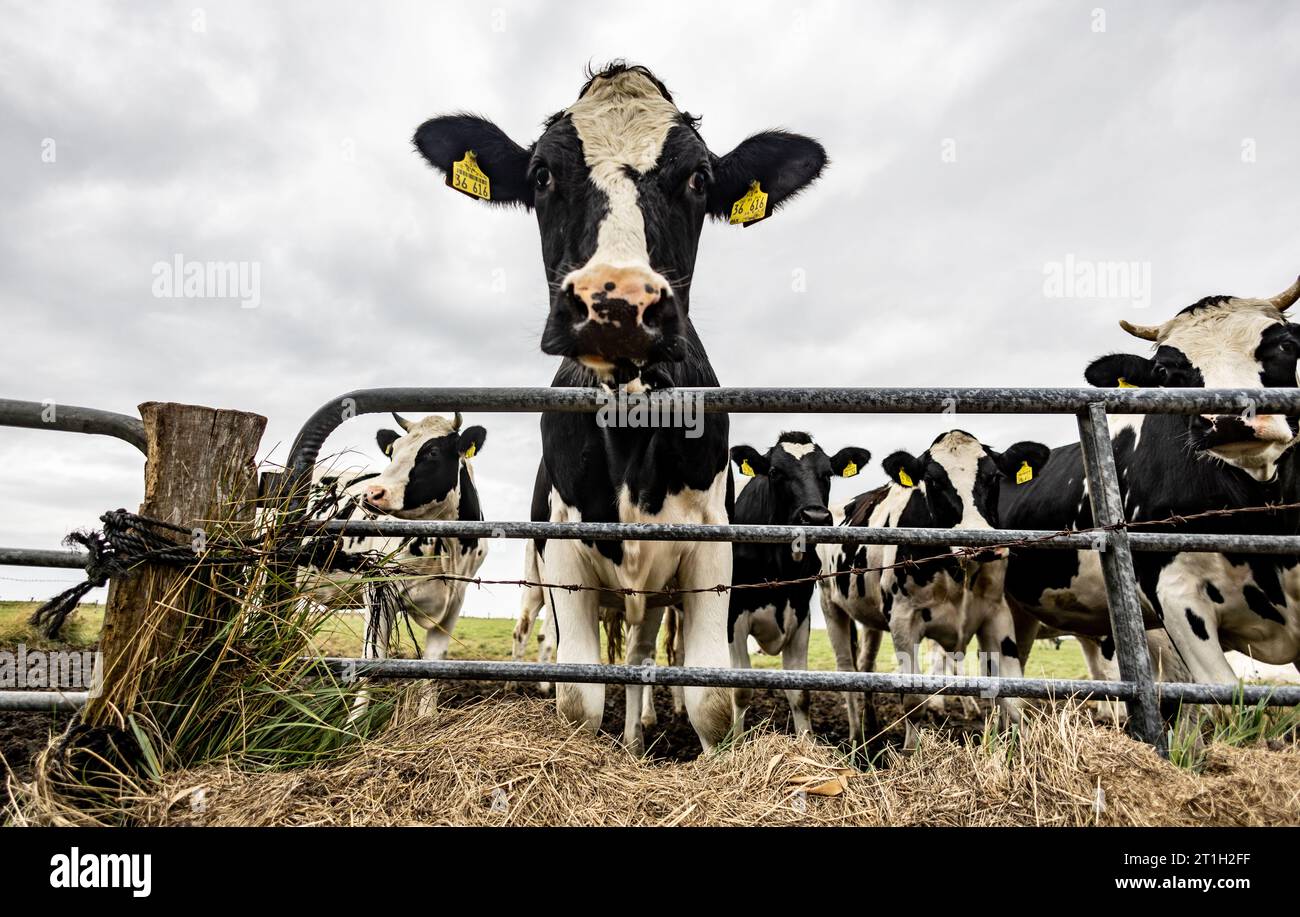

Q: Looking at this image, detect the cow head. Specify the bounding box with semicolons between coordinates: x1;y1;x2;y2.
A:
882;431;1050;531
413;62;827;378
1086;276;1300;480
365;412;486;519
731;432;871;528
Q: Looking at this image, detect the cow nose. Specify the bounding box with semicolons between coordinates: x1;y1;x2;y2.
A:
365;485;388;507
798;505;833;526
1205;413;1293;447
564;265;671;332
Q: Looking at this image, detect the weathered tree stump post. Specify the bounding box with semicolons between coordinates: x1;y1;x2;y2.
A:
83;402;265;726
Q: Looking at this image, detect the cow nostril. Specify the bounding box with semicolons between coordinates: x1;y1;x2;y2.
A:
800;506;833;526
563;285;587;320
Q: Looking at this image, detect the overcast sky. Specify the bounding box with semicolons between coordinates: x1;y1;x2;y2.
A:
2;1;1298;620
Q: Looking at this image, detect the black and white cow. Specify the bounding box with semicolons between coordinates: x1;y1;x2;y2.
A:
818;431;1050;750
728;433;870;734
413;62;828;752
1002;276;1300;693
303;412;488;712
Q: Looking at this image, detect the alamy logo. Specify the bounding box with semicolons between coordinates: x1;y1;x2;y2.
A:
595;388;705;439
1042;253;1151;309
152;253;261;308
49;848;152;897
0;644;100;694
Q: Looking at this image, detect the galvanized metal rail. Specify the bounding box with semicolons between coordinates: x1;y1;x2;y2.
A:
273;384;1300;757
0;398;146;453
7;385;1300;748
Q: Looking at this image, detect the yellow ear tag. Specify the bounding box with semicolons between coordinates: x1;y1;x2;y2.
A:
1117;378;1138;389
729;181;769;226
740;459;756;477
842;460;858;478
463;443;477;459
898;469;914;487
1016;460;1033;485
450;151;491;201
383;444;393;457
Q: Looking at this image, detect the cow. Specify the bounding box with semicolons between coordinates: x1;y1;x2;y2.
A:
413;62;829;753
818;431;1050;750
1001;275;1300;698
302;412;488;713
727;432;871;735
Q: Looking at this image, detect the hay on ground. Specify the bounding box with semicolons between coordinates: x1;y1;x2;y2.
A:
59;695;1299;827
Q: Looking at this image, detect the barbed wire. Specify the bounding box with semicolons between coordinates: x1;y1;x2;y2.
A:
308;499;1300;599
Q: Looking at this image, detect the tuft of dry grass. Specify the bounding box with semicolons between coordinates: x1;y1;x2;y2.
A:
26;694;1291;828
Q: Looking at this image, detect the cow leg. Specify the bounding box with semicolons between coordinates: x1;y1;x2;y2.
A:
823;600;870;749
923;641;950;716
349;591;393;723
508;579;546;692
781;613;813;736
548;545;605;734
888;591;927;753
975;607;1024;734
537;596;556;696
1155;570;1239;685
679;541;735;752
728;611;753;739
666;606;686;715
1078;636;1125;725
622;604;665;756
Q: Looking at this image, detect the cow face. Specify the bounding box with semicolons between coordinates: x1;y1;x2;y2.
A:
365;413;486;519
882;431;1050;531
1086;277;1300;479
413;62;828;377
731;432;871;527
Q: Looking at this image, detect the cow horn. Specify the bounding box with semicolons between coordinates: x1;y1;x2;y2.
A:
1268;275;1300;312
1119;319;1161;341
392;412;414;432
453;412;463;430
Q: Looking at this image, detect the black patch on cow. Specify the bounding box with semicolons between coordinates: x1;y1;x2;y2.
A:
1099;635;1116;661
1185;608;1210;641
1204;581;1224;604
1243;584;1286;624
1000;637;1019;659
402;432;461;510
1177;294;1235;316
455;463;483;554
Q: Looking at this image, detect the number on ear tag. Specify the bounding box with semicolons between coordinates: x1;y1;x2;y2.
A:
842;460;858;478
450;151;491;200
729;181;769;226
1016;461;1033;485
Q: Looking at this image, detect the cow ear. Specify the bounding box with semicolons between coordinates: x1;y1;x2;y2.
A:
882;451;922;487
376;429;400;458
458;425;487;459
1085;353;1152;388
992;441;1051;482
830;447;872;478
413;114;533;208
707;131;827;224
730;445;769;477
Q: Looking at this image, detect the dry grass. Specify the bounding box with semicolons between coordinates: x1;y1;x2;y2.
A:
19;694;1292;828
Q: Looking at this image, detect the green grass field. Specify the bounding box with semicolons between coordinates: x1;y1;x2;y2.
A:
0;600;1088;678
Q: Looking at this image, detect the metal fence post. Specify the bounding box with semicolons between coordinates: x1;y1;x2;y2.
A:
1076;401;1166;755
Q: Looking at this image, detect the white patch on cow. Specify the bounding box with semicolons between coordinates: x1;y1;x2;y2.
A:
564;70;680;279
779;440;817;460
928;431;992;530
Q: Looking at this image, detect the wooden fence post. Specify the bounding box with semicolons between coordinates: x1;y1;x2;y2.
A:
83;402;266;725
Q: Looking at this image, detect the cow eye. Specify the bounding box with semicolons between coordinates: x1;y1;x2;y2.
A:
533;166;553;192
687;168;709;195
1151;363;1169;383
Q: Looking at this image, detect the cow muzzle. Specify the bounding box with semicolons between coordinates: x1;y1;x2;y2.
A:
1198;413;1295;456
543;264;684;368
